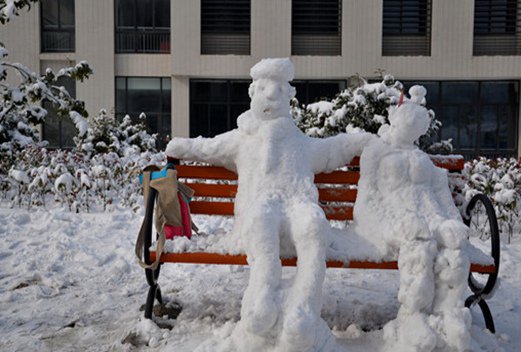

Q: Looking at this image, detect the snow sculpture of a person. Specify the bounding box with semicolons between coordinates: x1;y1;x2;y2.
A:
166;58;373;351
353;86;471;352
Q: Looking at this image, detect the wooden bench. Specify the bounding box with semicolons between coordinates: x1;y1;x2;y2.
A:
141;155;500;332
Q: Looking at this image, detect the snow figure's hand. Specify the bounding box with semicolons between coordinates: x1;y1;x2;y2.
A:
165;137;188;158
435;220;468;250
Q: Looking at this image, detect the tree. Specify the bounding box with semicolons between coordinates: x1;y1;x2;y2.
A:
0;0;92;168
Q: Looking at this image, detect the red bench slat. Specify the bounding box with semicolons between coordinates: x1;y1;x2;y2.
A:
150;252;495;274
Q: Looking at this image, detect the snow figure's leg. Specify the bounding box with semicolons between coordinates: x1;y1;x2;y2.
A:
278;202;332;352
383;238;439;352
431;220;472;352
239;202;283;336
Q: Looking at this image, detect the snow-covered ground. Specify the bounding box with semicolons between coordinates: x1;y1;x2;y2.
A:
0;205;519;351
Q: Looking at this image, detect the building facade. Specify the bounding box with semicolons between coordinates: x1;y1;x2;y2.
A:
1;0;520;157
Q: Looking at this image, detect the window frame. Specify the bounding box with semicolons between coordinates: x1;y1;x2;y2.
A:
291;0;342;56
200;0;251;55
115;76;172;147
40;0;75;53
402;80;520;159
114;0;171;54
189;79;251;137
381;0;432;56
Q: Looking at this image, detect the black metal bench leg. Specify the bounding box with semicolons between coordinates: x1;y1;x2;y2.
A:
478;298;495;333
463;193;500;334
145;284;157;319
156;285;164;306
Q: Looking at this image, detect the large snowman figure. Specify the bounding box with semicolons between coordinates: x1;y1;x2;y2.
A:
167;58;373;351
353;86;471;352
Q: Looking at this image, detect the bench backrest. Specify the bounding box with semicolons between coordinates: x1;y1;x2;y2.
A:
169;156;465;221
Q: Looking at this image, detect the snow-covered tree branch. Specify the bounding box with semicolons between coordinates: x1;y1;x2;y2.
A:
0;0;37;24
0;43;92;159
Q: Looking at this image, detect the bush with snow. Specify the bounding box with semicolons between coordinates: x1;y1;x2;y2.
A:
75;110;157;157
463;157;521;243
0;145;165;211
292;75;450;153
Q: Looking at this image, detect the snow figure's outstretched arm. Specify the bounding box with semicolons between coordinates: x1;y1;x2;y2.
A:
309;132;376;173
165;130;240;171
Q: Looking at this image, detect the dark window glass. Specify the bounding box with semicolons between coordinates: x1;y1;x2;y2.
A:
481;105;498;149
291;0;341;55
115;77;171;148
292;80;346;105
474;0;517;34
498;105;517;148
383;0;429;35
403;80;519;158
41;0;75;52
473;0;521;55
42;77;76;148
190;80;251;137
459;105;478;149
382;0;431;56
115;0;170;53
441;82;479;104
201;0;251;55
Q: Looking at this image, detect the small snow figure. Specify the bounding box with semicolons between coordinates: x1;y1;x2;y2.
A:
354;86;472;352
167;58;373;351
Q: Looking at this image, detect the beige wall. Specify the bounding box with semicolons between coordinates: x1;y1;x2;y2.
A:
0;0;520;153
75;0;115;117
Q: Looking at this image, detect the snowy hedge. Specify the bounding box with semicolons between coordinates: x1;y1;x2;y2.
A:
463;157;521;243
1;146;165;212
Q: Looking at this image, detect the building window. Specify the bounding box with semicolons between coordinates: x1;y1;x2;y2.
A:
382;0;431;56
292;0;342;56
190;80;250;137
403;80;519;158
189;80;346;138
115;0;170;53
43;77;76;148
40;0;75;52
473;0;521;56
201;0;250;55
292;80;346;104
116;77;171;147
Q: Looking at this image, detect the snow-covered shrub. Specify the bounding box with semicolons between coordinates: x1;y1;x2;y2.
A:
0;145;165;212
75;110;157;157
463;157;521;243
292;75;448;153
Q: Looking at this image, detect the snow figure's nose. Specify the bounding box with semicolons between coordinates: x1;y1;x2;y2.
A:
265;84;278;100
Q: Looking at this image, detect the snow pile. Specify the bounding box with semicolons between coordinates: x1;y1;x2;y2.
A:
167;58;374;352
353;87;473;351
1;206;515;351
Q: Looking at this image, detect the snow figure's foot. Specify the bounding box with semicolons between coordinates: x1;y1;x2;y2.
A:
434;309;471;352
241;292;279;335
383;311;437;352
278;304;328;352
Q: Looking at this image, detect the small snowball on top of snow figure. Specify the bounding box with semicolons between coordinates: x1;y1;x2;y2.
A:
354;86;472;352
167;58;374;352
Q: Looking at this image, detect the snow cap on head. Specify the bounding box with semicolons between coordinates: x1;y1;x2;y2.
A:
250;58;295;82
408;85;427;105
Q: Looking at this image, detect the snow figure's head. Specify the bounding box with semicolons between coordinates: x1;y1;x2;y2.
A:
385;85;430;148
248;58;296;120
